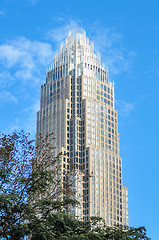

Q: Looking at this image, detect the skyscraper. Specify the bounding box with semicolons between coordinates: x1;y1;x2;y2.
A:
36;30;128;226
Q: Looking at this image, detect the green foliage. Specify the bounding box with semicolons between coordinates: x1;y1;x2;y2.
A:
0;131;150;240
0;131;34;239
0;131;77;239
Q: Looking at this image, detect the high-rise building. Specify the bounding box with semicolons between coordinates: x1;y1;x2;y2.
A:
36;30;128;226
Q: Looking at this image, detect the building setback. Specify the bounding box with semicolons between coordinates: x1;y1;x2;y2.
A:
36;30;128;226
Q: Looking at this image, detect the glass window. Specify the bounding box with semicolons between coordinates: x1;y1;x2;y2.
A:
57;81;60;88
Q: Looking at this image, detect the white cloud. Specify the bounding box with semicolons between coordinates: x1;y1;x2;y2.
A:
88;24;136;75
48;20;81;43
0;37;54;134
118;100;134;117
3;100;40;136
0;37;54;85
0;36;53;135
0;91;18;105
53;16;65;22
89;26;123;49
0;37;53;68
0;44;22;67
0;71;14;88
146;60;159;78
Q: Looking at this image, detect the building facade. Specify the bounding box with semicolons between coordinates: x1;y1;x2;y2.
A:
36;30;128;226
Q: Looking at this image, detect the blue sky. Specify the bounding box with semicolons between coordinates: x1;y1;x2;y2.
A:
0;0;158;238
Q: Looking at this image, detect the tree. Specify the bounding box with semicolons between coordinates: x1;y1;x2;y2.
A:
29;214;150;240
0;131;77;239
0;131;150;240
0;131;33;239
